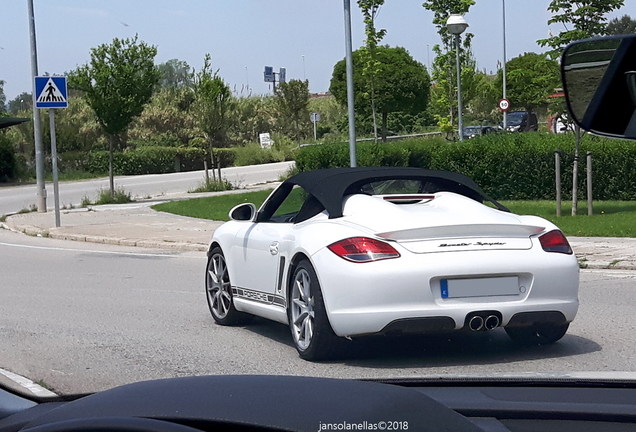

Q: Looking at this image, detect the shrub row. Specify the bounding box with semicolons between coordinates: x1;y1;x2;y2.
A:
52;145;291;177
295;133;636;201
85;147;206;175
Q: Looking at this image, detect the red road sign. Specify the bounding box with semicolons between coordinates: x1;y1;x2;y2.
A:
498;98;510;111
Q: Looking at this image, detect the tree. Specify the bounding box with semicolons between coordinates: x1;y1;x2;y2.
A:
274;79;310;143
466;73;500;124
225;96;277;145
494;52;560;129
68;34;160;196
0;80;6;115
606;14;636;35
537;0;625;58
423;0;479;129
537;0;624;216
128;87;197;147
8;92;32;115
330;46;430;141
158;59;192;88
357;0;386;141
191;54;232;181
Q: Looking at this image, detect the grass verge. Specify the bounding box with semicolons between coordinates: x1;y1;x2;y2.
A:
154;193;636;237
502;200;636;237
152;189;273;221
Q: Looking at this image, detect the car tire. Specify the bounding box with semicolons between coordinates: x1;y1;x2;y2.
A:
505;322;569;345
288;259;341;361
205;247;252;326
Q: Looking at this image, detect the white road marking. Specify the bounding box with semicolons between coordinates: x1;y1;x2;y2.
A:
0;367;57;397
0;241;202;259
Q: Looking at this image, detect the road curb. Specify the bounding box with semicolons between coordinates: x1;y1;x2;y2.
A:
0;367;57;398
580;262;636;271
3;221;209;252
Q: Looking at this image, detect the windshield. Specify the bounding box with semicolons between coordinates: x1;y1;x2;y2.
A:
2;1;636;401
463;126;481;134
506;112;526;125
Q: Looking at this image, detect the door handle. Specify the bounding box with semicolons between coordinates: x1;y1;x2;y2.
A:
269;242;279;255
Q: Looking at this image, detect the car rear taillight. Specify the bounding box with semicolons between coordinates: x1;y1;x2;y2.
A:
328;237;401;263
539;230;573;254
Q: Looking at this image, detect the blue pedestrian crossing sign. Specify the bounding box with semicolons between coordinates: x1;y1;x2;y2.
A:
35;76;68;108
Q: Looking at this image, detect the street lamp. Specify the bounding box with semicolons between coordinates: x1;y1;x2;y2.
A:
426;43;430;72
446;14;469;142
502;0;508;130
302;55;306;81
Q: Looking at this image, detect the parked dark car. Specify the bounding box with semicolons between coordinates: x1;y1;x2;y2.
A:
500;111;538;132
461;125;497;139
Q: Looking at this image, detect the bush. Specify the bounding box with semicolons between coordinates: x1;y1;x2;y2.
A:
0;133;16;181
214;148;236;168
189;179;233;193
94;187;133;205
87;147;206;175
294;133;636;201
233;144;286;167
129;133;182;148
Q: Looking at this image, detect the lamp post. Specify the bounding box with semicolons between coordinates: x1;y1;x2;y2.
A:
343;0;356;167
446;14;469;142
502;0;508;130
27;0;47;211
302;55;306;80
426;43;430;72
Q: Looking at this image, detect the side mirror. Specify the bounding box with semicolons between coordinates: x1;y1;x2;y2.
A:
561;35;636;139
229;203;256;221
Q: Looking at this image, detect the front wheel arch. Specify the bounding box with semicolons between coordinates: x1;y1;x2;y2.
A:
207;241;222;257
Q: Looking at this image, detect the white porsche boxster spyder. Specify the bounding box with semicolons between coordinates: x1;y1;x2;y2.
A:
206;167;579;360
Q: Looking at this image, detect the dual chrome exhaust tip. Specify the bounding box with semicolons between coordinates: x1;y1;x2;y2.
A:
468;313;500;331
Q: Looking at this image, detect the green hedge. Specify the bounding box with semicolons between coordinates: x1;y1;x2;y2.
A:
87;147;206;175
295;133;636;201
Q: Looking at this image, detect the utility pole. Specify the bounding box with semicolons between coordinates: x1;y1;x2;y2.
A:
343;0;357;167
27;0;47;212
502;0;508;130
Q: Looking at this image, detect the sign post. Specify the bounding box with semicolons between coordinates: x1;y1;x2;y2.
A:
310;112;321;140
263;66;286;91
35;76;68;227
259;133;273;149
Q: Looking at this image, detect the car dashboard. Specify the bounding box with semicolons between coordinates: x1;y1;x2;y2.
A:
2;375;636;432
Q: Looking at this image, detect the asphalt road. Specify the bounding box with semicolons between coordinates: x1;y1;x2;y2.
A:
0;161;294;215
1;228;635;395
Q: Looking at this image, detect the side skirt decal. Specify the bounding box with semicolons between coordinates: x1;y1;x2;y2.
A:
233;287;286;308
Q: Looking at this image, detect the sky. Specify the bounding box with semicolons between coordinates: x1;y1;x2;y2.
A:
1;0;636;103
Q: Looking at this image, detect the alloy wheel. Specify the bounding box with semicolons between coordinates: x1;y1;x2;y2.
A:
207;253;232;320
290;268;315;350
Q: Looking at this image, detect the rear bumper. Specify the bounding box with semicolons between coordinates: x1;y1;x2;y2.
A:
311;244;579;337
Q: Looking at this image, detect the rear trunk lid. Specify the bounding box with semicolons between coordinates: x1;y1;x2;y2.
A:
342;193;544;253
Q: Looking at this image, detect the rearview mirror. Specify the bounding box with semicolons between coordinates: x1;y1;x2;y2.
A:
229;203;256;221
561;34;636;139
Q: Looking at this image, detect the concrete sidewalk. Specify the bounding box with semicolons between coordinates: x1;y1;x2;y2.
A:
2;188;636;270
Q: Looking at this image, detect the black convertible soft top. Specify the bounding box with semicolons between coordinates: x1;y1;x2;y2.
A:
286;167;508;219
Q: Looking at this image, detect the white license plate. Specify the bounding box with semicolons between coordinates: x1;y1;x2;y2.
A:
440;276;519;299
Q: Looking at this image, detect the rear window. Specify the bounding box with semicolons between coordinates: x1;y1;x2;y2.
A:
349;178;482;203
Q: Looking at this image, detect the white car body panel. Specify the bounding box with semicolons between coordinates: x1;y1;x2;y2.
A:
210;175;579;339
